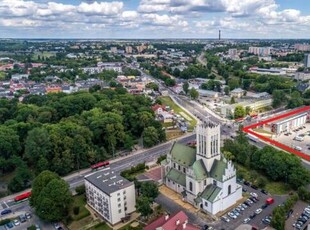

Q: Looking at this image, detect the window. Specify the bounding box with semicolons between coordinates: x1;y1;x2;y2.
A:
205;201;208;207
118;209;122;213
125;207;127;211
118;204;121;207
117;193;120;196
213;180;217;186
118;198;121;202
123;190;126;194
228;185;231;195
189;182;193;192
204;180;206;186
174;163;176;168
178;165;181;170
168;179;171;182
183;168;186;173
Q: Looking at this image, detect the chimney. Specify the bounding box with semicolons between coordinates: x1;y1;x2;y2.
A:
176;220;180;226
165;214;169;220
182;221;187;229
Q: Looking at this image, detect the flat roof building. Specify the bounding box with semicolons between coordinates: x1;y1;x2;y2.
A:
85;169;136;225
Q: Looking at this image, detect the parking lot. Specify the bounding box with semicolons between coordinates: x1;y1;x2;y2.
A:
213;182;287;230
286;200;310;230
273;123;310;155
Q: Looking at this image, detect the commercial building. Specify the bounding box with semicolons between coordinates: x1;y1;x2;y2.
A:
85;169;136;225
294;44;310;51
304;54;310;68
162;121;242;215
97;62;123;73
271;112;308;134
220;99;273;118
228;49;238;56
230;88;245;98
125;46;133;54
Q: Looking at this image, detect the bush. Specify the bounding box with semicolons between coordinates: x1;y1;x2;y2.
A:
0;219;11;225
73;206;80;215
75;185;85;195
27;226;36;230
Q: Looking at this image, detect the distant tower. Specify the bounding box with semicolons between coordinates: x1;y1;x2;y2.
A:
219;30;221;41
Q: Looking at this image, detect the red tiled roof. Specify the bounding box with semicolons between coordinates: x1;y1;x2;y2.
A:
144;211;199;230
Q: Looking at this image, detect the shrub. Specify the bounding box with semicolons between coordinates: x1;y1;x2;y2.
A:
73;206;80;215
0;219;11;225
75;185;85;195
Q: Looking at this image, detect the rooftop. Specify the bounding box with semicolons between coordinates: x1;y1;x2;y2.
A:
200;185;221;202
85;169;133;195
170;142;196;167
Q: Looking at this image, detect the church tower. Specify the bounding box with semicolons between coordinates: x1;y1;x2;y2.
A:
196;119;221;172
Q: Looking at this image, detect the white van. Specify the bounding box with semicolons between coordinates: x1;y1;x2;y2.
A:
294;146;302;151
294;136;304;142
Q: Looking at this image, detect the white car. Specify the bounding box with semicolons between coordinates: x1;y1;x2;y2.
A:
13;219;20;226
255;208;263;215
228;212;237;219
243;218;251;224
250;192;258;198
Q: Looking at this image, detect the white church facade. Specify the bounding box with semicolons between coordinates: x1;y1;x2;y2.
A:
162;120;242;215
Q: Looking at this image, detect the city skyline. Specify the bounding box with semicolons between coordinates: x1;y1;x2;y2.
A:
1;0;310;39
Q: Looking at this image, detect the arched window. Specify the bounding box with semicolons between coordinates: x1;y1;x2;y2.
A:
228;185;231;195
189;182;193;192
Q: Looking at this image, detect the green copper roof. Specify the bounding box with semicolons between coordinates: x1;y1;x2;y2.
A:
210;159;227;182
193;159;208;180
170;142;196;167
200;185;221;202
161;159;168;165
166;168;186;187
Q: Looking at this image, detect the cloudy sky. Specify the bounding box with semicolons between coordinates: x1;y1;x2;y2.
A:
0;0;310;39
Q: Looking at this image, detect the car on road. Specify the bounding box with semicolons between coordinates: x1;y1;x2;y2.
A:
0;209;12;215
242;187;247;192
35;224;41;230
255;208;263;215
13;219;20;226
261;203;268;209
249;213;256;219
243;218;251;224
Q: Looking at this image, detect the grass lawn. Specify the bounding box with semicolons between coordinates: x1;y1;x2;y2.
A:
88;222;112;230
158;96;196;130
69;195;90;221
236;164;291;195
32;51;55;60
252;128;273;135
118;222;143;230
0;71;5;80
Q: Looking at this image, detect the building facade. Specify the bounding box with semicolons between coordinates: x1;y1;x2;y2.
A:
271;112;308;134
304;54;310;68
162;121;242;215
85;169;136;225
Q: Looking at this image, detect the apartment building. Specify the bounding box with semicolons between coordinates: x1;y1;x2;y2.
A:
85;169;136;225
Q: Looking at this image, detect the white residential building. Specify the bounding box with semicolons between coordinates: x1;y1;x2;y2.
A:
162;121;242;215
85;169;136;225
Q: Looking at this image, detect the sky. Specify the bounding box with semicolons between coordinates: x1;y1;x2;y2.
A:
0;0;310;39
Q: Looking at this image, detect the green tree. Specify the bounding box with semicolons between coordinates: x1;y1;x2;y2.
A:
140;182;159;202
183;82;189;95
0;126;21;159
8;165;33;192
234;105;245;119
143;126;159;147
189;88;199;100
228;78;240;90
272;90;286;108
230;96;236;104
31;171;72;222
245;106;252;115
136;196;153;218
224;86;230;95
287;91;304;109
271;206;285;230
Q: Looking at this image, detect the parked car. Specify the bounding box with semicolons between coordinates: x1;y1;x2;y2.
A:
244;181;251;186
249;213;257;219
261;189;268;195
243;218;251;224
250;192;258;198
1;209;12;215
25;212;32;219
261;204;268;209
35;224;41;230
255;208;263;215
242;187;247;192
5;222;14;229
251;184;258;190
221;216;230;222
19;214;27;223
228;212;237;219
286;209;294;219
13;219;20;226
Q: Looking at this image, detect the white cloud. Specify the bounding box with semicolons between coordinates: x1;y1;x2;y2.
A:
77;2;123;16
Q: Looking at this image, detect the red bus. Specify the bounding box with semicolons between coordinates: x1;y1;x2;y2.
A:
14;191;31;202
91;161;110;170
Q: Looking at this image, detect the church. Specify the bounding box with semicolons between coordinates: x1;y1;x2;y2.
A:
162;120;242;215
